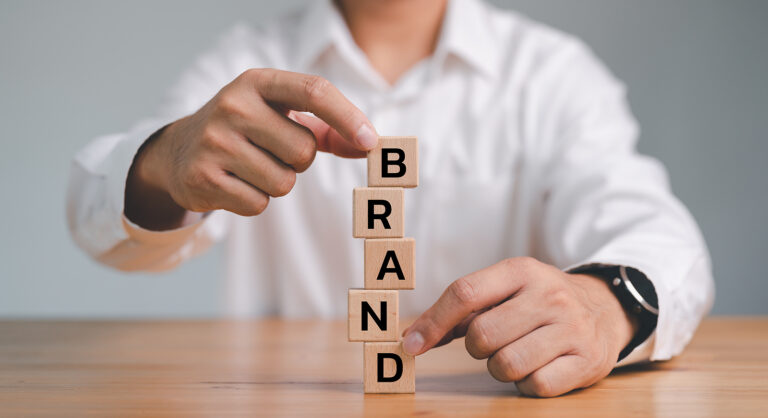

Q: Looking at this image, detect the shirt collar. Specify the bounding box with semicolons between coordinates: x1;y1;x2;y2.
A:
293;0;500;78
436;0;501;78
293;0;344;72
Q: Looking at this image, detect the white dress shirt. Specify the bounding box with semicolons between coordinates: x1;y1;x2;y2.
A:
66;0;714;366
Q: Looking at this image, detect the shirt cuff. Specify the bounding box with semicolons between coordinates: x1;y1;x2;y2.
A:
69;119;177;255
121;212;208;246
103;118;218;250
617;332;655;367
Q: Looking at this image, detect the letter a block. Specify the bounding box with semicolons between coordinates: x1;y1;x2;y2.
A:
368;136;418;188
364;342;415;393
364;238;415;289
348;290;399;342
353;187;404;238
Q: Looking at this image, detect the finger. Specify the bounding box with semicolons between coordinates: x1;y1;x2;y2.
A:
402;259;528;356
205;171;270;217
231;103;318;172
252;69;378;150
464;293;551;359
486;325;573;383
290;111;366;158
225;135;297;197
417;305;494;349
431;311;484;349
516;355;593;398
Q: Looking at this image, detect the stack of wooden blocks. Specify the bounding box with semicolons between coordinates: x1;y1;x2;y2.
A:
350;136;418;394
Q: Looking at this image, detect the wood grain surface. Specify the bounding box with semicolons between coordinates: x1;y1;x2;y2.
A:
1;317;766;417
367;136;418;188
353;187;404;238
364;238;415;290
348;289;399;342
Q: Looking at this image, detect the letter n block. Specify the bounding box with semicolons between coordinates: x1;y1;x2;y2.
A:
353;187;404;238
348;290;398;342
364;238;415;289
364;342;415;393
368;136;418;188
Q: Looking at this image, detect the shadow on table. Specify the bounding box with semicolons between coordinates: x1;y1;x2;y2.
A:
415;372;516;396
413;362;662;397
610;361;666;376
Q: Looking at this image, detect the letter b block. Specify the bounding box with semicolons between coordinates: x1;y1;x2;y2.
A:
353;188;404;238
365;238;415;289
364;342;415;393
348;290;398;342
368;136;418;188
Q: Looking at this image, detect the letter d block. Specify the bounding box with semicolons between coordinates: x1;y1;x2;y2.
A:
348;290;399;342
365;238;415;289
353;188;404;238
368;136;418;188
364;342;415;393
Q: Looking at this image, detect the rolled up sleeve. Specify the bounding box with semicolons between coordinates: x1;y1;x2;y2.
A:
65;24;266;272
66;118;229;272
531;40;715;364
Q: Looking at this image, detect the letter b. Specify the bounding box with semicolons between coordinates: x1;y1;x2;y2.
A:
381;148;406;178
367;137;418;188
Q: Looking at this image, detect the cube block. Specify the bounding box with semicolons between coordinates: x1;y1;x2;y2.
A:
353;188;404;238
364;238;415;290
368;136;418;188
363;342;415;393
348;289;399;342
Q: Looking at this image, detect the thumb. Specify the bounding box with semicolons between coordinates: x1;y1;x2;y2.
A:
289;111;371;159
404;311;482;351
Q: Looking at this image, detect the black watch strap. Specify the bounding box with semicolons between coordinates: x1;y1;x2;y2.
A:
569;264;659;361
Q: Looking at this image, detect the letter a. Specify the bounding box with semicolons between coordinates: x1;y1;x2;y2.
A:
377;250;405;281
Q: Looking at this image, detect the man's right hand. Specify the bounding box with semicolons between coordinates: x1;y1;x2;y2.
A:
125;69;378;230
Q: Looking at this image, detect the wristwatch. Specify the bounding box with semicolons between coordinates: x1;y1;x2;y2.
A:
569;263;659;361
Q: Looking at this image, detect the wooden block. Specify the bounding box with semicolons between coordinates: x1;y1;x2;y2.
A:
364;342;415;393
353;188;404;238
348;290;399;342
368;136;418;188
364;238;415;290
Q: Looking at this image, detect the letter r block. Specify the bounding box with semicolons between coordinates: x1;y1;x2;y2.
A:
348;289;399;342
364;342;415;393
353;187;404;238
365;238;415;290
368;136;418;188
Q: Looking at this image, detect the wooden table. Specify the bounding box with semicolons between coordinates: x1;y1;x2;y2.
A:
0;318;766;417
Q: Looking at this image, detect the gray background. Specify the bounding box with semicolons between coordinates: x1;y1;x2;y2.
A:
1;0;766;317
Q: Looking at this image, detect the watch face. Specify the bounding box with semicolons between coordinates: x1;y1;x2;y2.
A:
625;267;659;311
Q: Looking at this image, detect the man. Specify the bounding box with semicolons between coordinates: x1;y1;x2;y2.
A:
66;0;714;397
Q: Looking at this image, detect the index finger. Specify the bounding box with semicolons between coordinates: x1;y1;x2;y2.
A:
251;68;378;151
402;259;527;356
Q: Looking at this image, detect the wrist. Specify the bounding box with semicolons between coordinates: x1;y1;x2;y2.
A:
570;264;659;361
133;123;173;193
125;123;187;230
570;273;638;353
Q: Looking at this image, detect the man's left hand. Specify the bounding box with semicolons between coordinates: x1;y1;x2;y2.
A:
402;257;636;397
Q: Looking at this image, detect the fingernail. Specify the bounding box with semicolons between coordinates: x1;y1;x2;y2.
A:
355;123;378;150
402;331;424;356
